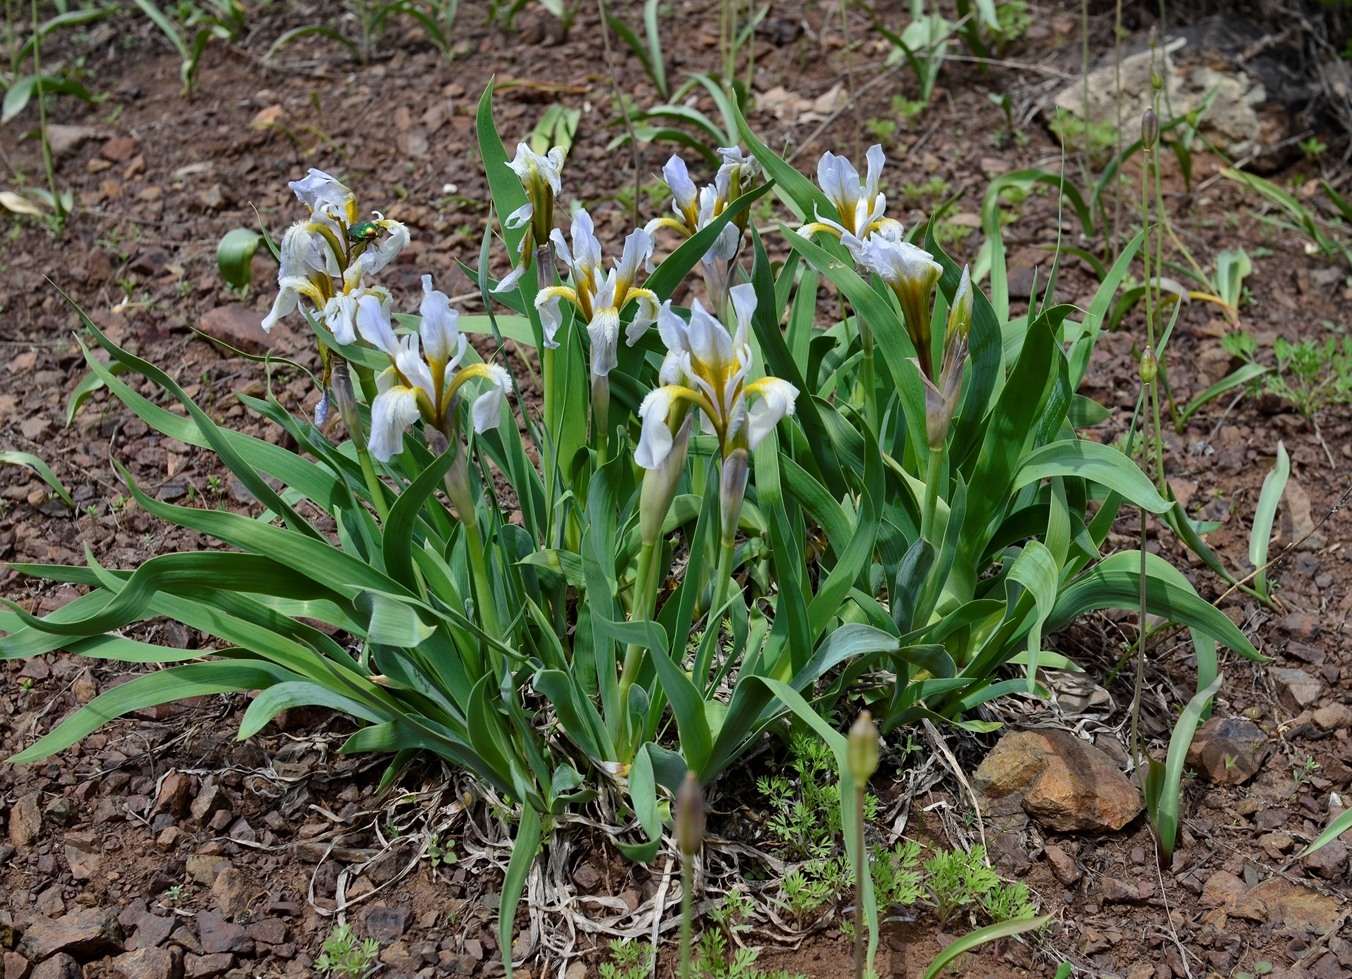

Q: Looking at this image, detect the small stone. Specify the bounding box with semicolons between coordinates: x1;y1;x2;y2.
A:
186;854;229;886
197;306;268;357
190;778;228;825
463;939;484;962
1301;839;1348;880
1250;877;1342;931
198;185;225;211
1101;876;1148;904
1259;831;1294;860
8;794;42;847
1278;612;1319;640
570;862;600;891
110;946;179;979
194;912;250;956
1186;716;1268;785
1271;668;1324;713
29;953;80;979
130;907;175;950
100;137;140;162
1045;844;1082;885
3;951;30;979
358;905;410;945
18;909;124;960
210;869;252;918
183;952;233;979
1312;704;1352;732
154;773;195;818
244;918;286;947
565;961;587;979
62;835;102;881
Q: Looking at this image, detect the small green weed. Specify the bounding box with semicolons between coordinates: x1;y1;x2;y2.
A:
1223;325;1352;418
314;923;380;978
599;938;655;979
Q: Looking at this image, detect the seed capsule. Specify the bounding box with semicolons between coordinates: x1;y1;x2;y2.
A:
675;773;706;857
1141;108;1158;151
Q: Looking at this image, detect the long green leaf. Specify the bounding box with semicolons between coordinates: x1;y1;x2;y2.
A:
1251;441;1289;598
0;451;72;507
1149;674;1223;861
923;914;1051;979
1014;440;1169;514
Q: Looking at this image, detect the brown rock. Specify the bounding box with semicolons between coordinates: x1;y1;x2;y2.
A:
182;952;233;979
1044;844;1082;885
2;951;30;979
18;909;124;961
193;913;250;956
197;306;268;357
210;869;252;918
1271;667;1324;713
1100;876;1150;904
62;835;102;881
189;778;228;825
358;904;411;945
1301;839;1348;880
1249;878;1341;931
974;730;1142;832
8;794;41;847
1312;704;1352;732
100;137;139;163
28;954;79;979
153;773;195;818
1186;716;1268;785
110;946;180;979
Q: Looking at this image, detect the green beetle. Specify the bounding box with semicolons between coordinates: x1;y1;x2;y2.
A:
346;220;384;244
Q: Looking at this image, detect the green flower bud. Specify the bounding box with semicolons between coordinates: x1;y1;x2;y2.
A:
719;449;749;545
1141;108;1158;151
675;772;706;857
1140;347;1159;385
847;711;880;784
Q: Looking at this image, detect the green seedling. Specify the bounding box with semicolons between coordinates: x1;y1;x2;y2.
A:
314;923;380;979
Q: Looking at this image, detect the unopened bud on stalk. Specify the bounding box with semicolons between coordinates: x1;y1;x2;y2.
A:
1141;108;1158;151
1150;68;1164;92
330;358;361;436
639;416;692;544
847;711;880;784
719;449;749;545
675;772;706;857
1140;347;1159;385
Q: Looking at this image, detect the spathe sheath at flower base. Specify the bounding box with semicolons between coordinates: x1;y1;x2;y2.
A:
634;283;799;470
355;275;511;462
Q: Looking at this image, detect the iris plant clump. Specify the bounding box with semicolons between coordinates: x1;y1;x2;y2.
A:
2;84;1267;979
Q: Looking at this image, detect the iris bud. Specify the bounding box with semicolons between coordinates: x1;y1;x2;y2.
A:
675;772;706;857
847;711;880;784
1140;347;1159;385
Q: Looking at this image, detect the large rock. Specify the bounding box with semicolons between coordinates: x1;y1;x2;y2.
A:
18;909;123;961
973;729;1142;833
1049;17;1318;168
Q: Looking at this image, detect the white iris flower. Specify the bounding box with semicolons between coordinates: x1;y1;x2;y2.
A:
534;208;659;374
356;275;511;461
635;283;797;470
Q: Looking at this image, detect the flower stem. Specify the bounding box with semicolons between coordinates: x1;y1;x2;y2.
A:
679;854;695;979
443;448;502;677
921;443;944;544
591;372;610;469
695;535;736;686
618;538;662;754
853;783;868;979
860;320;879;439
